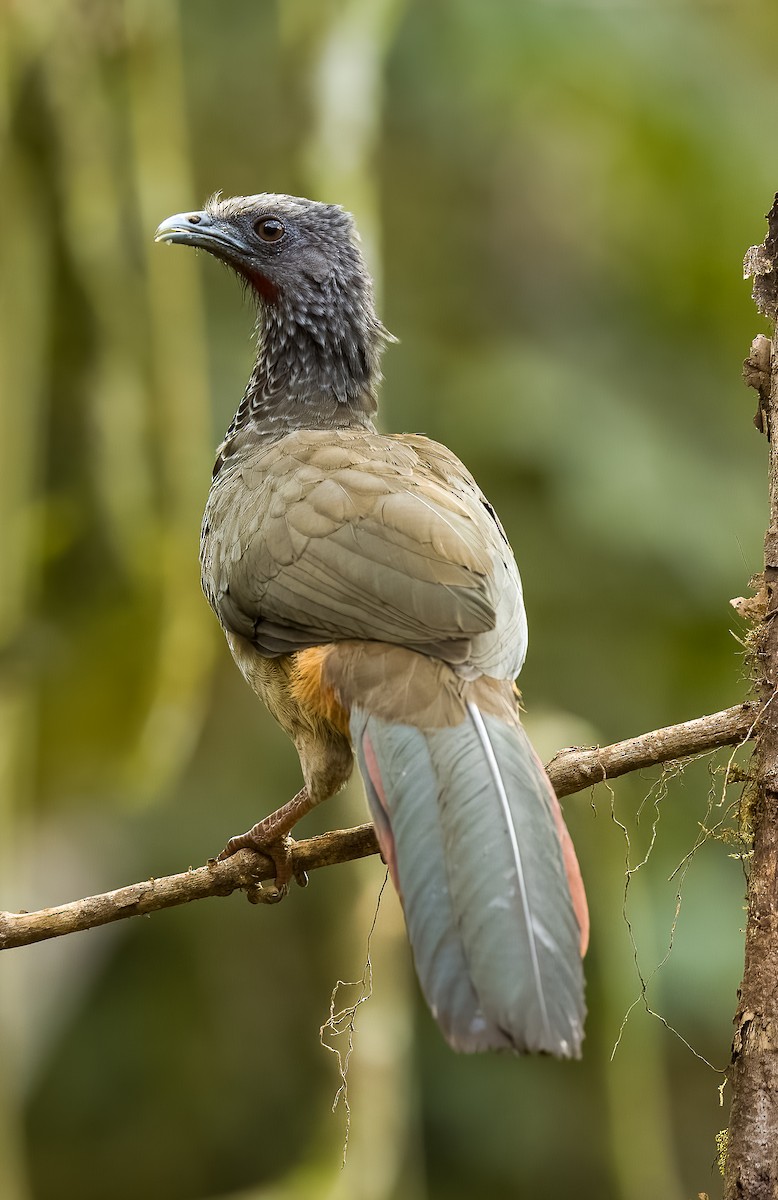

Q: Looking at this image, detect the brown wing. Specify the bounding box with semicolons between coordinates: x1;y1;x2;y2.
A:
201;428;525;674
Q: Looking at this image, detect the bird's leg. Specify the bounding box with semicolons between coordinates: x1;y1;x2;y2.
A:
216;787;314;902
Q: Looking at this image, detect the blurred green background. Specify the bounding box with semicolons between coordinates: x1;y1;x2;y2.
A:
1;1;774;1197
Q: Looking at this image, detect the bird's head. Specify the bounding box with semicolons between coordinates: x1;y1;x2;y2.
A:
156;192;372;313
155;193;392;426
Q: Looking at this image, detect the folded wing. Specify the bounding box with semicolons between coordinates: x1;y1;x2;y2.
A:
202;429;526;676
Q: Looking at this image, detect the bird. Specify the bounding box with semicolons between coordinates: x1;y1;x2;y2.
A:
155;193;588;1056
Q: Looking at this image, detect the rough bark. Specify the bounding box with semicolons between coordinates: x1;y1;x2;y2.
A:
725;194;778;1200
0;702;756;951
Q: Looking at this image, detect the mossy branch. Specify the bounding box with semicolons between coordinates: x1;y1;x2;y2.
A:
0;701;756;952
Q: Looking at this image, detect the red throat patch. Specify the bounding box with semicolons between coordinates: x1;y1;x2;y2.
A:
240;265;280;305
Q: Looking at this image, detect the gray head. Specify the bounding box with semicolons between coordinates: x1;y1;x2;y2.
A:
155;193;393;437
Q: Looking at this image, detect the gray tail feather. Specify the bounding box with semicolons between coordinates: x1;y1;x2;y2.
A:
352;703;586;1056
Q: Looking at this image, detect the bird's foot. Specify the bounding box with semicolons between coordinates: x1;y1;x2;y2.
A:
220;830;299;904
216;788;312;901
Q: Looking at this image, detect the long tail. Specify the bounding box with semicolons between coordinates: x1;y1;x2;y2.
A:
336;651;587;1057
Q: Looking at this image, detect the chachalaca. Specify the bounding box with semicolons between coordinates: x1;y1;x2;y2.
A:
155;194;588;1056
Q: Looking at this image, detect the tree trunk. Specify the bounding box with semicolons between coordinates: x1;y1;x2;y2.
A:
725;194;778;1199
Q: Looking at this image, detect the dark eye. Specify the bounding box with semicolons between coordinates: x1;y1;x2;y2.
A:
254;217;286;243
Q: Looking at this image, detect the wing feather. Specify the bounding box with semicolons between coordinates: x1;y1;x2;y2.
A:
202;428;525;675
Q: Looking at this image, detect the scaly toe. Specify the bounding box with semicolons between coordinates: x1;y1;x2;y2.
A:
218;830;296;898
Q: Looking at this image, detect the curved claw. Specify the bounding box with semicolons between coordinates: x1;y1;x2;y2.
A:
248;879;290;905
219;828;292;880
218;828;310;900
216;789;316;895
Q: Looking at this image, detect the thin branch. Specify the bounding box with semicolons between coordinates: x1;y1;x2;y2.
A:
0;701;757;952
547;702;758;798
0;825;380;951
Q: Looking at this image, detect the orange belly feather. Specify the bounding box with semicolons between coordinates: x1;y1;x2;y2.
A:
290;645;351;737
